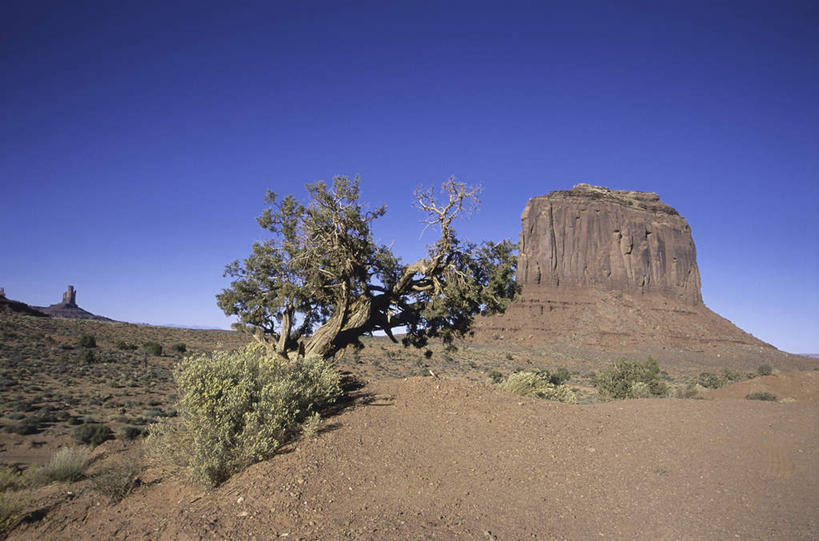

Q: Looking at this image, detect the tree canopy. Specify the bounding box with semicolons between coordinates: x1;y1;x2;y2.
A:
217;176;519;359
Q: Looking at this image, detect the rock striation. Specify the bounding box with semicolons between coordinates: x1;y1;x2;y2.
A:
473;184;809;370
35;286;112;321
518;184;702;305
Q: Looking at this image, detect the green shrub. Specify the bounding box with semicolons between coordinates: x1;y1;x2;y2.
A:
1;491;24;536
0;466;26;492
78;334;96;348
695;372;726;389
92;455;142;503
594;356;668;400
80;349;98;364
73;423;113;447
486;369;504;384
119;425;145;440
540;367;571;386
117;341;138;351
172;343;187;354
721;368;744;383
36;447;89;484
301;412;322;439
147;343;342;487
143;342;163;356
746;391;778;401
757;364;773;376
498;371;578;404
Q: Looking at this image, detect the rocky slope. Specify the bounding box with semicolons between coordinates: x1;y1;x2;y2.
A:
0;288;48;317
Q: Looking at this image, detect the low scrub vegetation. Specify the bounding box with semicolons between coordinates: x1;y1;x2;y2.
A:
92;454;143;503
36;447;89;484
746;391;778;401
497;371;578;404
0;491;22;536
143;341;163;356
147;343;342;488
73;423;114;447
594;357;668;400
78;334;97;348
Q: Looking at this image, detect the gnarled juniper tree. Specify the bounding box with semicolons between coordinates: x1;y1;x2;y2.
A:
217;175;519;359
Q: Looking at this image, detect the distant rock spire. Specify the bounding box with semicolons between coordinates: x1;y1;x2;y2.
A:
0;288;5;298
62;285;77;306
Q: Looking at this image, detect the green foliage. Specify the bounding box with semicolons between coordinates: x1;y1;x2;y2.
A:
143;342;163;356
73;423;114;447
721;368;744;383
217;176;519;358
541;367;571;386
117;341;138;351
498;371;578;404
36;447;89;484
91;454;143;503
172;343;187;353
694;372;726;389
147;343;342;488
80;349;98;364
78;334;97;348
486;369;504;384
301;411;322;439
757;364;773;376
0;466;26;492
594;357;669;400
746;391;778;401
0;491;23;536
119;425;145;440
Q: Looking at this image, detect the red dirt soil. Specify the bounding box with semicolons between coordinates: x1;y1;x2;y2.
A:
8;374;819;540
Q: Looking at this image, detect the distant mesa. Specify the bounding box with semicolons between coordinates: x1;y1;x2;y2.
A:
34;285;113;321
474;184;814;370
0;288;48;317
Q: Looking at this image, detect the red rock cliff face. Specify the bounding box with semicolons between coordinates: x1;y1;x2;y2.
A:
518;184;702;305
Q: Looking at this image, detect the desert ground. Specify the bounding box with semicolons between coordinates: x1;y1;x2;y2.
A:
1;312;818;539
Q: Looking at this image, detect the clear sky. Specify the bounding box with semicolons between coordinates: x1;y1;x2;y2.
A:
1;1;817;353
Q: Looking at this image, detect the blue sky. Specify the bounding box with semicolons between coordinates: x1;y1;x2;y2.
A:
1;1;817;352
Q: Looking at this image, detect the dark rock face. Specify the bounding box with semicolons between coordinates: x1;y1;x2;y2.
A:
62;285;78;306
0;291;49;317
518;184;702;305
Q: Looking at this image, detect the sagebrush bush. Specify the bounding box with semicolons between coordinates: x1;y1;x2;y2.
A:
695;372;726;389
486;369;504;384
757;364;773;376
147;344;342;487
143;342;163;356
0;491;23;536
92;454;143;503
78;334;97;348
746;391;778;401
498;371;578;404
594;357;668;400
73;423;113;447
301;411;322;439
172;343;187;354
36;447;89;484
